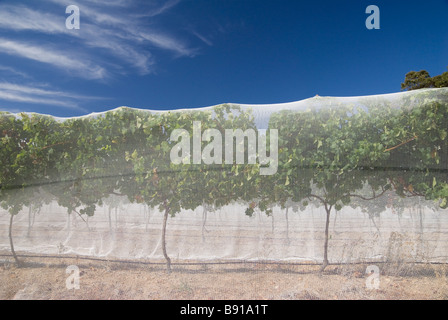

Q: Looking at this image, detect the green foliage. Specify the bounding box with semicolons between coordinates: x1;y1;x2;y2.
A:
2;90;448;216
401;68;448;91
247;89;448;215
1;89;448;269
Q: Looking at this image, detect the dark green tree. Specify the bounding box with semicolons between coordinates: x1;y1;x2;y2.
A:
401;68;448;91
401;70;433;91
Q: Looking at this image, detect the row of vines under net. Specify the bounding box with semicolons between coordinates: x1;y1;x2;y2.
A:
1;88;448;272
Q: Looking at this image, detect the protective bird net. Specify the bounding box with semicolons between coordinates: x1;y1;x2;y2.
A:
1;88;448;271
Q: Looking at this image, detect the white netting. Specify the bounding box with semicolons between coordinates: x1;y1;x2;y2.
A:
1;195;448;263
1;88;448;267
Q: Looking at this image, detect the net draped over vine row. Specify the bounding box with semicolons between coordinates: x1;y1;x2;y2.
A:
1;88;448;268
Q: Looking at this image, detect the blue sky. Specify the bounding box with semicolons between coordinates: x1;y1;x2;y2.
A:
0;0;447;117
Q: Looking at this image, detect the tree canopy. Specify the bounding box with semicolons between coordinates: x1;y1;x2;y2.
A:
401;68;448;91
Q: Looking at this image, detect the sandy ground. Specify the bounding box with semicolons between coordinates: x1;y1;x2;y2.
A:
1;253;448;300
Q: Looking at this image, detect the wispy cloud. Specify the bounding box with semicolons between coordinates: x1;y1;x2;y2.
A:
0;90;80;110
0;83;102;100
84;0;129;7
0;107;28;114
0;0;220;112
0;0;194;79
0;38;106;80
144;0;181;18
0;65;31;79
0;82;105;112
191;30;213;47
138;31;196;57
0;5;66;34
69;1;195;58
